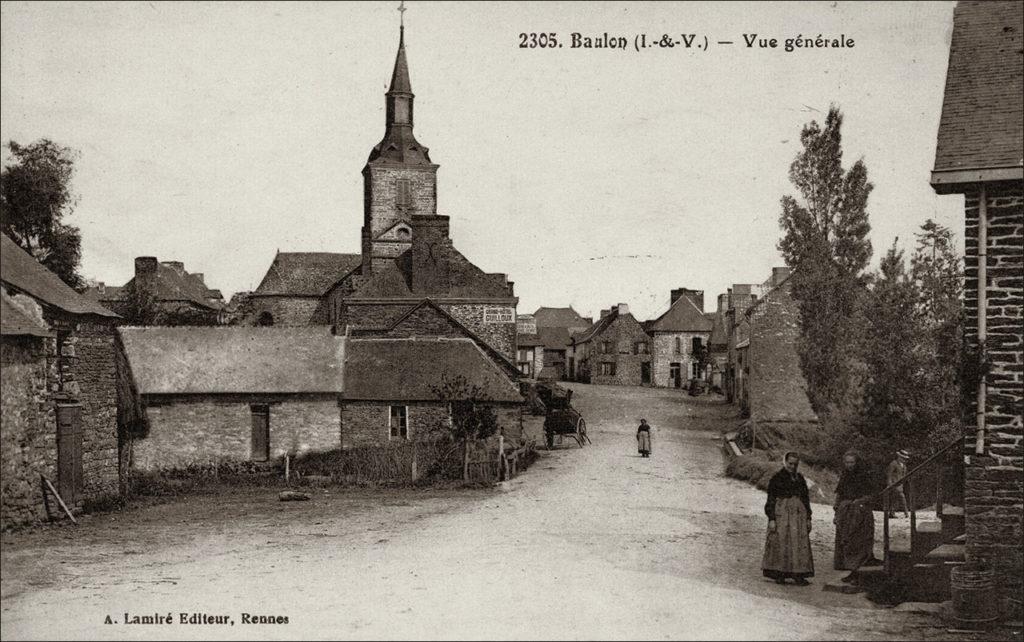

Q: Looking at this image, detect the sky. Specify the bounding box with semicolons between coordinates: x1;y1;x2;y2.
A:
1;1;964;321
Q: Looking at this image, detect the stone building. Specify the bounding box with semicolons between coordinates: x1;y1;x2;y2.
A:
930;0;1023;609
706;296;729;390
741;268;817;429
1;234;121;529
516;332;544;379
249;251;360;326
116;328;522;470
571;303;652;386
83;257;225;325
532;306;592;381
723;283;759;404
646;288;713;388
343;338;524;446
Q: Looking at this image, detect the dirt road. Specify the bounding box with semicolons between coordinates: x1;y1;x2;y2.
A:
0;384;975;640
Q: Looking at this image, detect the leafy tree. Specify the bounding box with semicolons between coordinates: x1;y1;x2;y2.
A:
430;373;500;480
910;220;963;446
856;243;921;456
1;139;84;288
777;106;873;420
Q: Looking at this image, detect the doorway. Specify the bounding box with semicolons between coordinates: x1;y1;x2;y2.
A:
250;404;270;462
669;363;682;388
56;403;83;505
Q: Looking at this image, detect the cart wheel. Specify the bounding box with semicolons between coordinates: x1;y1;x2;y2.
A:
578;419;591;444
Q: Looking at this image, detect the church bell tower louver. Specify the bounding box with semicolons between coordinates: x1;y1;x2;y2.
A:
361;15;439;275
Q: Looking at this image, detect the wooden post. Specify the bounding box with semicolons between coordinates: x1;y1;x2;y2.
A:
908;479;916;558
498;436;505;481
411;443;418;482
463;440;470;481
285;455;290;482
883;492;890;574
41;475;77;524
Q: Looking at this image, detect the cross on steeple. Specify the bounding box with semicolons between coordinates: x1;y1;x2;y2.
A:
398;1;406;28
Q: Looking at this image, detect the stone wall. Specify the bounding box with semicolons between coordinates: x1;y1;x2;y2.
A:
1;336;54;529
132;395;341;470
962;184;1024;603
442;303;516;364
746;280;818;425
248;296;323;326
651;331;709;388
70;322;121;500
1;310;120;529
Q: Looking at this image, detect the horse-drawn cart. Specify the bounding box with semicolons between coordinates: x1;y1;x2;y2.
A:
535;383;590;448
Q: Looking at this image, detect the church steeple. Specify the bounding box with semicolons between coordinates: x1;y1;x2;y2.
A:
367;19;431;166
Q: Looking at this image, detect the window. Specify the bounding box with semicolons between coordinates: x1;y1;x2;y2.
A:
675;337;682;355
601;340;613;354
692;361;702;379
518;348;531;362
600;362;617;376
389;405;408;440
396;179;412;208
634;341;649;355
692;337;703;353
519;362;533;377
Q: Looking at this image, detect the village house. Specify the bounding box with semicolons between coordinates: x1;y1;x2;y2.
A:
930;0;1023;612
723;283;758;404
739;267;817;431
82;256;225;325
1;234;121;529
706;294;730;391
116;327;522;471
646;288;713;389
532;306;592;381
516;333;544;379
249;251;361;326
571;303;652;386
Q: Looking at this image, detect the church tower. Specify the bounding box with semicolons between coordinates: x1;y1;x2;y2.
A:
361;22;438;274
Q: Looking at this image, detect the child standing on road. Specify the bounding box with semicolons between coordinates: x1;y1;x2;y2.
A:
637;418;652;457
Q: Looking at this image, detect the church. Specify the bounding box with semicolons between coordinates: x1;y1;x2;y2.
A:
248;23;519;373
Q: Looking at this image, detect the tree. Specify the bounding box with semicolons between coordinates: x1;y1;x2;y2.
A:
431;373;500;480
856;243;921;458
1;139;84;288
777;106;873;420
910;220;963;447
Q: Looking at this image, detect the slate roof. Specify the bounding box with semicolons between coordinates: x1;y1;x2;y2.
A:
344;338;522;403
517;333;544;347
254;252;362;297
1;290;52;337
648;294;713;333
118;326;345;395
932;1;1024;186
573;312;617;345
538;326;571;351
80;285;124;305
0;234;119;319
534;307;591;329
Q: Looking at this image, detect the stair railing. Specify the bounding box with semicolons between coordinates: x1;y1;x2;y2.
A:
880;437;962;574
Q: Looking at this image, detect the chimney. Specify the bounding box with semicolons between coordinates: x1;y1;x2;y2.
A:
410;215;452;294
671;288;704;312
161;261;185;275
193;272;205;285
97;281;106;294
600;308;612;318
616;303;630;316
717;292;729;314
135;256;158;277
771;266;791;287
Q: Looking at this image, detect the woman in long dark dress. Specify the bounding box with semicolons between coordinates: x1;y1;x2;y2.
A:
762;451;814;585
833;450;879;581
636;419;652;457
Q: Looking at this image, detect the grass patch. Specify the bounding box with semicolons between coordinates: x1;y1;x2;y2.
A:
725;450;837;505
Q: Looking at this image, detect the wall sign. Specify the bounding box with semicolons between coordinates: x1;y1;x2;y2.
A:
483;307;515;324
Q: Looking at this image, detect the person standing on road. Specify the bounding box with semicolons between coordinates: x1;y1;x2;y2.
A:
636;418;652;458
885;449;910;519
762;451;814;586
833;450;880;582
